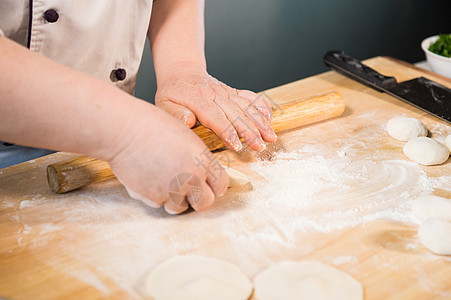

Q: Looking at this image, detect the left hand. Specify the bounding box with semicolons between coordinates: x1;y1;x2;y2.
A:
155;62;277;152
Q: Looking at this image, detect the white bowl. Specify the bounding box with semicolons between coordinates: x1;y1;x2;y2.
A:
421;35;451;78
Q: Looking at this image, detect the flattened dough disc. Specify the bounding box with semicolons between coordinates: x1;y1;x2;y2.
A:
254;261;363;300
146;255;252;300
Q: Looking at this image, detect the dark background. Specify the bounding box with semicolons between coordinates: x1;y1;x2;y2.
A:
135;0;451;103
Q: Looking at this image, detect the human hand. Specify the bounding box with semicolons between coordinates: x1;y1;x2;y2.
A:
108;104;228;214
155;62;277;152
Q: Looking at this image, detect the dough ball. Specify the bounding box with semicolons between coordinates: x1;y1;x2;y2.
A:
445;135;451;152
412;195;451;221
403;137;450;165
224;166;250;187
253;261;363;300
418;218;451;255
145;255;252;300
386;116;428;141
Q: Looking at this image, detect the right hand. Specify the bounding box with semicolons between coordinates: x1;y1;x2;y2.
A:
107;104;229;214
154;62;277;152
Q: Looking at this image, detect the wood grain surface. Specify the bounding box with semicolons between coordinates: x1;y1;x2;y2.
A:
0;57;450;300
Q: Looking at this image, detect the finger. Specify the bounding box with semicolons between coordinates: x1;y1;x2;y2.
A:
226;87;277;143
158;98;197;128
187;180;215;211
210;85;266;151
164;196;190;215
206;162;229;198
189;101;243;152
166;172;196;213
237;90;273;122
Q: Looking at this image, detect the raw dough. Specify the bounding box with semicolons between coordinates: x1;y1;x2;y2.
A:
403;137;449;165
386;116;428;141
253;261;363;300
445;135;451;152
418;218;451;255
412;195;451;221
145;255;252;300
224;166;250;187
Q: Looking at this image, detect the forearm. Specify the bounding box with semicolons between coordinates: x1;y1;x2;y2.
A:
0;37;158;161
148;0;206;82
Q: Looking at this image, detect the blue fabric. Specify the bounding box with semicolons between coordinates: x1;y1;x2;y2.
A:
0;142;54;169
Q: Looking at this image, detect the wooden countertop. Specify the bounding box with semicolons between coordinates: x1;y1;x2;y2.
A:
1;57;450;300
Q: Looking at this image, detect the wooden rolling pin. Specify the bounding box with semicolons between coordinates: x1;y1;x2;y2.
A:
47;91;345;193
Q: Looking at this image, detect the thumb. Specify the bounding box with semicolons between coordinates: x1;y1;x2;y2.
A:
158;99;197;128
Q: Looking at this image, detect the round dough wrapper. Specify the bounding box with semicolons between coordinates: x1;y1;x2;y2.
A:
145;255;252;300
224;166;250;187
254;261;363;300
403;137;449;165
445;135;451;152
418;218;451;255
386;116;428;141
412;195;451;221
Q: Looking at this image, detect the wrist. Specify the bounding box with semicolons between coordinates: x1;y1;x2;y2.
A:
155;61;207;86
94;98;161;163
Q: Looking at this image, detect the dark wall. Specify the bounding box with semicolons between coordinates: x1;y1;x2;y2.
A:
135;1;450;103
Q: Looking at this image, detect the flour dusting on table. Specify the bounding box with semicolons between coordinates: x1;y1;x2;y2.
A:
245;148;437;232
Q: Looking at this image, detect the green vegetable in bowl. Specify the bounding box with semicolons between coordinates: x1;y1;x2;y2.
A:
428;33;451;58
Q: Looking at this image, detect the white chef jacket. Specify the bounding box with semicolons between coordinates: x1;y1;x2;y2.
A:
0;0;154;168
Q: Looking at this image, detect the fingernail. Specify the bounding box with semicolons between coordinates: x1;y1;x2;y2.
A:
232;141;243;151
165;207;179;215
182;115;190;127
267;127;277;140
224;134;242;151
256;138;266;151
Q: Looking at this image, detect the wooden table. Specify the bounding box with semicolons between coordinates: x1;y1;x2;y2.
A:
1;57;450;300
